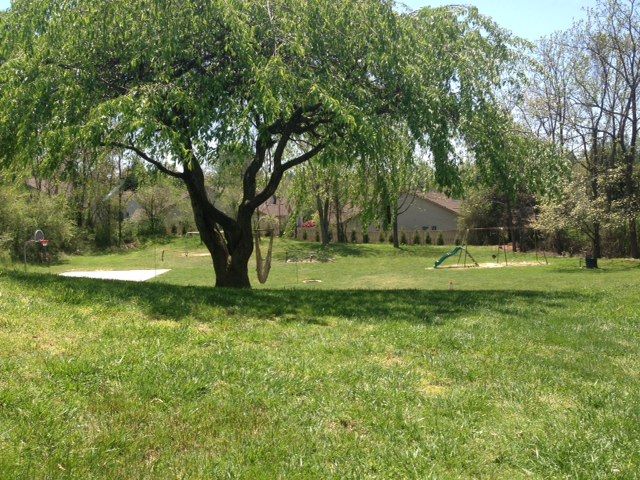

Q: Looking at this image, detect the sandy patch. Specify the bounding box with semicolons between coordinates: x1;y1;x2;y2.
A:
430;261;547;270
286;258;335;264
60;269;171;282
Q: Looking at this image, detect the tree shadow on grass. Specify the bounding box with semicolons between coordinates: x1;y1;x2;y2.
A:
5;272;589;327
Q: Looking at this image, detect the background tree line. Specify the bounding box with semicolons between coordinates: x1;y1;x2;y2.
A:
523;0;640;258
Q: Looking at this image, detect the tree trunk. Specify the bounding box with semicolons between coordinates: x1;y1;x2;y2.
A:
392;209;400;249
212;232;252;289
389;202;400;248
118;191;123;247
316;195;331;246
128;104;326;288
505;198;517;252
117;156;123;247
333;193;345;243
593;222;602;259
625;149;638;258
628;90;638;259
183;167;253;289
629;218;639;259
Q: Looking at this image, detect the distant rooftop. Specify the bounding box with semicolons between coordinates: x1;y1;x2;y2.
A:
415;191;462;215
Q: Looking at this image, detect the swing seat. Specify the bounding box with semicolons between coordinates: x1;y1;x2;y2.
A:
255;230;275;284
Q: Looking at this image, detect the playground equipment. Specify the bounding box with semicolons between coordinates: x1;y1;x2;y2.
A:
24;229;50;271
434;227;549;269
433;228;494;269
434;245;479;269
255;229;275;284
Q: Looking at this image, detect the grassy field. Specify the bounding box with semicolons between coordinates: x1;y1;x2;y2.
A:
1;239;639;478
10;237;595;290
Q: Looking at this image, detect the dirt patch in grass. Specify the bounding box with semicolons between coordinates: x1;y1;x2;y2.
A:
374;352;406;368
286;258;335;264
417;372;451;397
418;381;449;397
431;261;548;270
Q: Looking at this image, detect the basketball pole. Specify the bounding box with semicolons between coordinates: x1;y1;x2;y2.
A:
23;241;29;272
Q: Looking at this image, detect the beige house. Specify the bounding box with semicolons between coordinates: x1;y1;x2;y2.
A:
293;191;462;244
396;192;461;231
345;191;461;234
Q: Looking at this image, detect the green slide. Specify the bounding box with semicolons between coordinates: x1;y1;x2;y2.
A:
434;246;465;269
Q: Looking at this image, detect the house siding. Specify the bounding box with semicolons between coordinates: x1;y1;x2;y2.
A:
345;194;459;233
395;194;459;231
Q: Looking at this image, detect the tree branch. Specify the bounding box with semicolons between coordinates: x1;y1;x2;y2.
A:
107;142;184;179
248;142;325;210
282;142;325;171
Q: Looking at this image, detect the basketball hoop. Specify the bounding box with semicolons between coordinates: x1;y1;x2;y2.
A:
24;229;50;272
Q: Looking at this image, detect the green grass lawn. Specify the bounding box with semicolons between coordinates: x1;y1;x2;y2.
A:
12;237;596;290
1;239;639;478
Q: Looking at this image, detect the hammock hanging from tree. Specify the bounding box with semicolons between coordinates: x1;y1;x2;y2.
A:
254;229;275;284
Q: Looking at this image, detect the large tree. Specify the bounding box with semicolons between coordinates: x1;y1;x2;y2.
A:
0;0;513;287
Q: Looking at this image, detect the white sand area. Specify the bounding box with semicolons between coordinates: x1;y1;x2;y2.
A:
60;269;171;282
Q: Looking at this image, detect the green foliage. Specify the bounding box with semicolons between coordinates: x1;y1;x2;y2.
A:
465;108;568;204
350;230;357;243
287;160;355;245
425;233;432;245
0;0;515;200
356;124;434;231
400;231;408;245
0;183;77;260
362;233;369;244
534;168;621;256
436;233;444;246
134;178;190;236
413;232;421;245
522;1;640;258
458;184;501;232
0;0;520;287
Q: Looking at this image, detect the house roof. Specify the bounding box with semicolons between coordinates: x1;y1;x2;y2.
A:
415;191;462;215
255;191;462;222
332;204;361;223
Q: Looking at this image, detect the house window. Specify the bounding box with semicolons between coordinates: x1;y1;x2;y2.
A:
431;226;438;231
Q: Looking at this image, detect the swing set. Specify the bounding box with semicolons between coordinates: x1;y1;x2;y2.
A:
434;227;548;269
254;217;277;284
254;228;275;284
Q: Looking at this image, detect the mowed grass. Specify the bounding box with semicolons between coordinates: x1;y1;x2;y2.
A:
14;236;605;290
1;240;639;478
